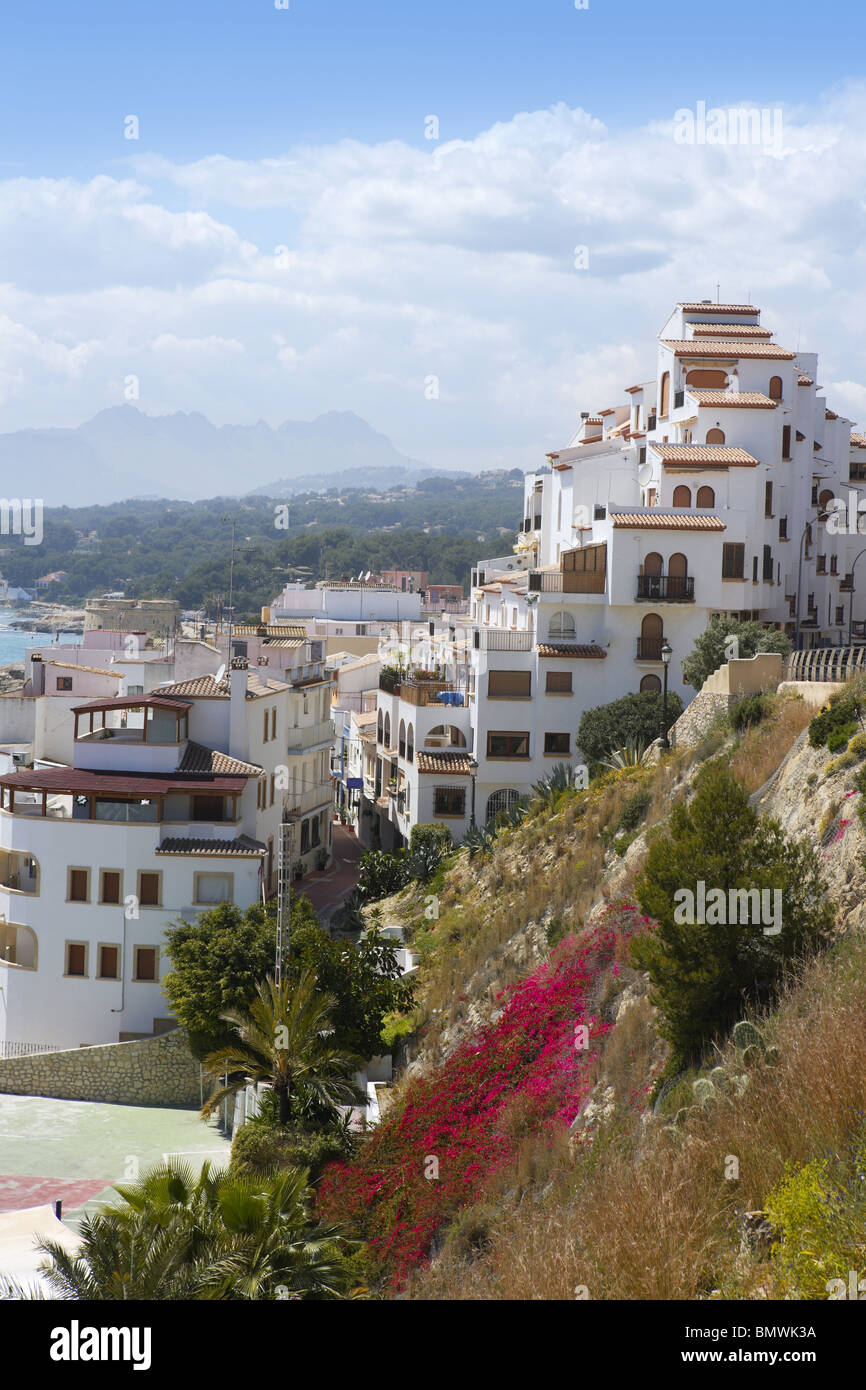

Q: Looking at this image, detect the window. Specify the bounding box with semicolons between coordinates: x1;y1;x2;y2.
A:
99;870;122;905
67;868;90;903
831;555;838;575
133;946;158;982
779;516;788;540
836;606;845;625
765;481;773;517
594;504;606;520
722;543;745;579
311;815;321;847
763;545;774;582
193;873;233;905
97;944;120;979
769;375;783;401
782;424;792;459
434;787;466;817
0;922;37;969
546;670;572;694
56;676;73;691
263;710;269;742
816;554;827;574
65;941;88;977
696;486;715;508
487;670;531;698
706;428;725;445
192;794;224;822
138;871;161;907
487;732;530;758
752;555;759;583
269;774;275;807
271;707;277;740
544;732;570;755
548;611;576;640
659;371;670;417
639;674;662;693
300;819;310;853
672;485;691;507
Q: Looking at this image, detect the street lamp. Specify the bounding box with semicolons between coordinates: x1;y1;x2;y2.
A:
468;756;479;828
660;638;673;749
848;546;866;648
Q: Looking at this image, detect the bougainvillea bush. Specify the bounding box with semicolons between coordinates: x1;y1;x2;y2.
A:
318;905;648;1286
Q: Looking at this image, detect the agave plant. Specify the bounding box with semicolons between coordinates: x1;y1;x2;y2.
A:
463;822;498;859
531;762;581;805
600;740;655;771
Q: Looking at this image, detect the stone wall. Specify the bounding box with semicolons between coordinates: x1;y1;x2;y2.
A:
0;1028;202;1107
669;690;731;751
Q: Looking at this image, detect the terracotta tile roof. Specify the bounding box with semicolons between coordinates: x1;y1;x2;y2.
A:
552;462;573;471
536;643;607;658
610;512;726;531
661;340;795;360
685;391;778;409
72;692;192;712
851;433;866;448
678;302;759;314
158;674;229;698
652;444;758;467
178;741;263;777
415;751;472;775
353;710;378;727
798;375;814;385
688;323;772;338
825;409;839;420
155;834;266;857
46;661;119;678
231;624;306;638
246;673;291;696
0;768;250;796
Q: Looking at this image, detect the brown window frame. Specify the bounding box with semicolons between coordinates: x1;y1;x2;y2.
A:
137;870;162;908
545;670;573;694
67;867;90;904
486;731;530;759
544;732;570;755
64;940;89;978
99;869;123;905
132;945;159;983
433;786;466;817
722;543;745;580
487;669;532;699
97;943;121;980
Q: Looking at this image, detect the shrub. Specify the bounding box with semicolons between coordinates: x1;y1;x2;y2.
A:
729;693;770;731
578;692;684;764
358;850;410;901
681;617;791;691
808;691;862;749
617;787;652;833
409;823;453;856
230;1118;356;1184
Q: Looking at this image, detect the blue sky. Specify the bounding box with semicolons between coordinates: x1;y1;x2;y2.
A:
1;1;866;485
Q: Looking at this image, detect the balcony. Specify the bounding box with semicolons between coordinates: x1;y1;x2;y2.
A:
400;681;467;708
635;575;695;603
473;629;534;652
282;782;334;819
285;718;334;753
840;575;854;592
528;569;606;594
636;637;666;661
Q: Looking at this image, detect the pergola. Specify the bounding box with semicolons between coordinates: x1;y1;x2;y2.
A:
71;693;192;744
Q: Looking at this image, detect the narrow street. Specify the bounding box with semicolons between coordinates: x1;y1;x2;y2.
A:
295;821;363;927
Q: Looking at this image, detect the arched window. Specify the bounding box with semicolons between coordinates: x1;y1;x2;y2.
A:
639;613;664;661
398;718;406;759
0;921;37;970
769;375;783;401
706;427;725;444
686;368;727;388
673;484;692;507
549;610;576;640
486;788;520;823
377;710;383;744
660;371;671;417
643;552;663;576
668;552;687;577
640;674;661;693
696;485;715;508
406;723;414;763
383;712;391;749
818;489;834;511
424;724;467;748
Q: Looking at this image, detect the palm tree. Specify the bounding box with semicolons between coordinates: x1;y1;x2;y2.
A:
0;1161;359;1301
201;971;365;1126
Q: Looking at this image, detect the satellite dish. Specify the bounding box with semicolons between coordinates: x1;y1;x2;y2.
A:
638;463;654;488
214;664;226;683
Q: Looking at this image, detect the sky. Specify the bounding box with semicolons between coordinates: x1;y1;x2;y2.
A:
2;0;866;474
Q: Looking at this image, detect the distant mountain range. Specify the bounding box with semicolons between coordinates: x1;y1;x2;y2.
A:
0;406;462;506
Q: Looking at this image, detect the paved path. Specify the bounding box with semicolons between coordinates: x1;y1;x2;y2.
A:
296;822;363;924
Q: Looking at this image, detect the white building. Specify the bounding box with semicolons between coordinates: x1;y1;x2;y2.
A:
369;298;866;844
0;644;334;1051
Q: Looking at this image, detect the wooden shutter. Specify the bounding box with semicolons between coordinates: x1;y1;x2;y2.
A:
488;670;531;697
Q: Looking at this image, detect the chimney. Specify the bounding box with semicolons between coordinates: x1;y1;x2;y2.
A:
229;656;249;760
31;654;45;696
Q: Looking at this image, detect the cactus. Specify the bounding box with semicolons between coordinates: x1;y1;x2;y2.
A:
710;1066;731;1093
675;1107;691;1128
692;1078;716;1106
731;1073;750;1097
764;1045;780;1067
742;1045;763;1068
732;1020;762;1051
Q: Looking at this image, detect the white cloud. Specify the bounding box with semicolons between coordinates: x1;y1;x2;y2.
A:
3;86;866;466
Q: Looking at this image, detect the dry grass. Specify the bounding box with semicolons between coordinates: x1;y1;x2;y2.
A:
406;931;866;1300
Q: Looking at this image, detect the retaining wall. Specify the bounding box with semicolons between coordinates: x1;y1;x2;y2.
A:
0;1028;201;1107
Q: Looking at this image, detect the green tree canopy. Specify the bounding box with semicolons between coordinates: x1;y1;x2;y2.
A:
629;761;834;1069
681;616;791;691
577;690;684;764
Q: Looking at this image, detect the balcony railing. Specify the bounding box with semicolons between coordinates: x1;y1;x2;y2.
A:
282;782;334;819
647;414;657;431
528;570;606;594
636;636;666;661
635;574;694;602
400;681;467;707
840;575;854;592
674;389;685;409
473;629;534;651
